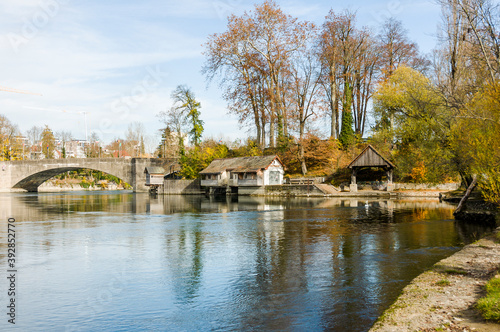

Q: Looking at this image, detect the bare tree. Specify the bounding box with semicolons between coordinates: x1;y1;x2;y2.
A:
289;49;323;174
56;130;73;158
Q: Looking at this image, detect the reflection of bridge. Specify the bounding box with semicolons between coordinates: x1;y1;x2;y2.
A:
0;158;176;192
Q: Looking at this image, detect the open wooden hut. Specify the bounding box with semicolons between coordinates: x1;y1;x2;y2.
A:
347;145;395;192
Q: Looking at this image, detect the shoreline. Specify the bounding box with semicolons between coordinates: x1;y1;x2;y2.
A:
1;187;451;198
370;228;500;332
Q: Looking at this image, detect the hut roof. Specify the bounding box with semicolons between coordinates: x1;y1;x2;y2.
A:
164;161;181;175
348;145;395;169
144;167;165;175
200;155;283;174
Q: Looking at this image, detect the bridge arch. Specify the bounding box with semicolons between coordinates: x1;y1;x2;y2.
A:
12;166;130;192
1;158;175;193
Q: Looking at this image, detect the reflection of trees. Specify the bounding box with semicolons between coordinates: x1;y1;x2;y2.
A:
1;193;497;330
217;198;494;330
230;209;311;331
164;221;205;303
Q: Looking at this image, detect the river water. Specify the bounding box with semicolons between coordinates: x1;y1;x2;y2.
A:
0;192;494;331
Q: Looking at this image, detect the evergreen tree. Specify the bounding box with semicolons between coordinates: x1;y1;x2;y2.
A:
339;83;355;149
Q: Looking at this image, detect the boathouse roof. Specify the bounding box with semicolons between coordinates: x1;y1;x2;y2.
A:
348;145;395;169
144;167;166;175
200;155;283;174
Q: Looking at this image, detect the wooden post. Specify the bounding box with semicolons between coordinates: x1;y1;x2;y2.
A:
350;168;358;192
386;168;393;184
387;168;394;192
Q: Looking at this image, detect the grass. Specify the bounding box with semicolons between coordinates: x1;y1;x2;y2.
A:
476;275;500;321
443;268;468;275
495;232;500;243
375;301;407;325
435;279;451;287
430;305;442;312
434;264;468;275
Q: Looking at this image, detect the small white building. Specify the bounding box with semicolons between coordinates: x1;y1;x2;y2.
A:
200;155;285;188
144;167;165;186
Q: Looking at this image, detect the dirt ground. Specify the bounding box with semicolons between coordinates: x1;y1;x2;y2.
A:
370;228;500;332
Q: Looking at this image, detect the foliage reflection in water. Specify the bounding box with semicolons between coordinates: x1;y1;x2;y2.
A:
0;192;494;331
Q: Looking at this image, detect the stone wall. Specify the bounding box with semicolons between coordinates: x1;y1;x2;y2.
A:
0;163;12;192
163;179;203;195
393;183;460;191
235;184;324;196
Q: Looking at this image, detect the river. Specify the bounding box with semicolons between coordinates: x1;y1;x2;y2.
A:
0;191;494;331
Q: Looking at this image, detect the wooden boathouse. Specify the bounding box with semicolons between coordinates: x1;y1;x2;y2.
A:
199;155;285;195
347;145;395;192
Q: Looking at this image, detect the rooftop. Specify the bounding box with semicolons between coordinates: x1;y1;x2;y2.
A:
200;155;282;174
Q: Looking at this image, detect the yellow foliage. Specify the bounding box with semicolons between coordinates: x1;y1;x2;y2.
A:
454;82;500;203
410;161;427;183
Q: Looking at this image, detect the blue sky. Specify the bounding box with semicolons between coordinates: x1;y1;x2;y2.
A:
0;0;441;149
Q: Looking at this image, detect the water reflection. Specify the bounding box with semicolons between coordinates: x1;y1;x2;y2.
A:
0;192;494;331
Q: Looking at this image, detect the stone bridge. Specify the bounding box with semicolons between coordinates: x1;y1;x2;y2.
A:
0;158;177;192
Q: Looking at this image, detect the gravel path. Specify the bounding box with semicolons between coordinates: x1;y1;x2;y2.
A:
370;228;500;332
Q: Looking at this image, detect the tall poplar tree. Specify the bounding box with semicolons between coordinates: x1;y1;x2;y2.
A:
41;125;56;159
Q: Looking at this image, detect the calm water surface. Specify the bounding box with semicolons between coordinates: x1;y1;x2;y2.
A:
0;192;494;331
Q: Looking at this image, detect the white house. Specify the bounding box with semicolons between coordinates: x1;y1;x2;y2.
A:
199;155;285;188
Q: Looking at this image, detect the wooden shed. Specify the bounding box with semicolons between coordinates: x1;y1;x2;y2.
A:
144;167;165;186
347;145;395;192
199;155;285;188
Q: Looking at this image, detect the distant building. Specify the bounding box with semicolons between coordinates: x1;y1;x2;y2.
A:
200;155;285;188
65;140;87;158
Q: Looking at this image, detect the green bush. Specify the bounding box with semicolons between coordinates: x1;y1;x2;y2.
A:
477;276;500;321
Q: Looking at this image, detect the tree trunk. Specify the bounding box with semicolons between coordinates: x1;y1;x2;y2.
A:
329;66;337;139
269;116;275;148
453;175;478;216
299;113;307;175
335;89;340;138
300;144;307;175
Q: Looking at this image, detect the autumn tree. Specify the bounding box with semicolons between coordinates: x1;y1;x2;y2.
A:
41;125;56;159
203;0;315;148
289;44;323;174
453;0;500;81
203;12;268;148
179;140;228;179
458;83;500;203
378;18;429;80
372;66;462;183
319;10;378;139
0;114;22;160
318;10;344;139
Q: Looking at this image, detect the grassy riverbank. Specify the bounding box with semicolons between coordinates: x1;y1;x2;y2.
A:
370;228;500;332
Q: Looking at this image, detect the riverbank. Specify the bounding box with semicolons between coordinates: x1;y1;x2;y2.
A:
370;228;500;332
38;180;129;192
